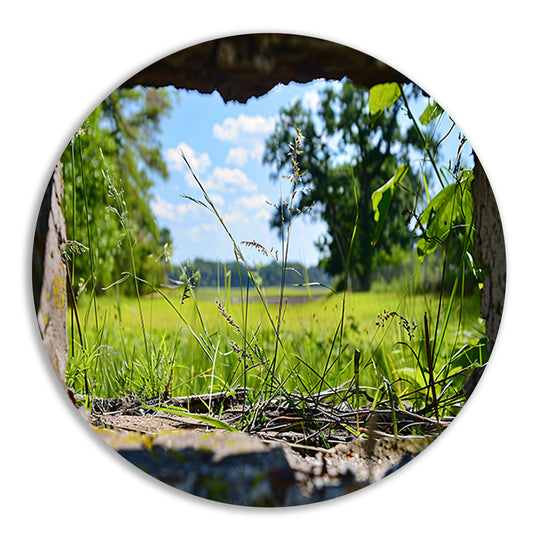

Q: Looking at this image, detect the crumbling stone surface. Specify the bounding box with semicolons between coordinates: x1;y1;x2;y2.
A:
98;428;302;506
32;164;67;385
96;427;434;506
123;34;412;103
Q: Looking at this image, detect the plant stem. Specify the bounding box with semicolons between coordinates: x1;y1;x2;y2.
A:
399;84;445;189
424;312;439;423
354;348;361;433
70;140;77;361
78;135;99;330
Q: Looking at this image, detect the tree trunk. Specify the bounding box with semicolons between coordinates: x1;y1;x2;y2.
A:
471;154;506;354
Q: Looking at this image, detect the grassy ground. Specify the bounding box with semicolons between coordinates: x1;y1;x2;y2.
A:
67;283;485;419
62;123;487;440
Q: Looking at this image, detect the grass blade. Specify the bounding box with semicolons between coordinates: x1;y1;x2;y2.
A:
141;403;238;432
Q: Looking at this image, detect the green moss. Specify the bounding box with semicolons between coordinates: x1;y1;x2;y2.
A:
198;474;228;500
167;449;188;465
252;471;267;487
52;275;66;313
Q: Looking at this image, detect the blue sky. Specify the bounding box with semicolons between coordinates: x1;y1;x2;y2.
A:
151;80;335;268
150;80;469;268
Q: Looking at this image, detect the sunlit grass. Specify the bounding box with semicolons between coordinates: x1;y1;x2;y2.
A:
64;129;488;434
68;287;483;409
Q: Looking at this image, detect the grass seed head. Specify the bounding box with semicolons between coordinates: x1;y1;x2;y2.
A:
216;298;239;328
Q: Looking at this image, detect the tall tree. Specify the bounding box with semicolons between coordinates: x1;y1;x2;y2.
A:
61;87;173;295
263;80;424;290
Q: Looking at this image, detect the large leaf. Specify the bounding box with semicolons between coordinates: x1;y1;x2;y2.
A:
371;164;409;246
416;171;474;261
369;82;401;119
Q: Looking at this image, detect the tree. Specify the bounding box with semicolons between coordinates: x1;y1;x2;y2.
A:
263;80;425;291
61;87;173;295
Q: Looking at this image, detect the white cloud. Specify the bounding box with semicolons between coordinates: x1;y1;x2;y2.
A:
302;90;321;113
226;147;248;167
248;144;266;163
234;193;269;210
213;114;276;164
209;194;224;206
190;222;218;241
151;195;203;221
213;114;276;140
253;208;271;222
205;167;257;192
151;195;175;220
289;87;325;116
166;142;212;179
176;203;197;216
222;211;249;225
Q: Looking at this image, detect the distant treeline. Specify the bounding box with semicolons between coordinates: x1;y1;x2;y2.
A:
168;259;332;289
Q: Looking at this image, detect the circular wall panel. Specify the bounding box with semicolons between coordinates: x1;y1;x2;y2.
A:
32;33;505;507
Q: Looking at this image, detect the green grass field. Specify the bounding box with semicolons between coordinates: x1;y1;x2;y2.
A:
67;283;486;418
60;125;490;439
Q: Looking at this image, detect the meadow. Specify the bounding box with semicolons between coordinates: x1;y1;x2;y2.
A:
67;281;486;422
64;128;488;436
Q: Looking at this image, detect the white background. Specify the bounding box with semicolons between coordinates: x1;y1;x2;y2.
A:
2;1;530;530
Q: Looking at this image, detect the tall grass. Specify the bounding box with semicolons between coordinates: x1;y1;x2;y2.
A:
68;278;484;408
64;129;488;434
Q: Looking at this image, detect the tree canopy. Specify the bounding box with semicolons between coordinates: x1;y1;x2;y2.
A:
61;87;173;295
263;80;428;291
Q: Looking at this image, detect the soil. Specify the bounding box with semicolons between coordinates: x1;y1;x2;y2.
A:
84;388;449;447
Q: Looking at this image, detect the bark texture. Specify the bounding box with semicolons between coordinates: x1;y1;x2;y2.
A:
471;155;506;353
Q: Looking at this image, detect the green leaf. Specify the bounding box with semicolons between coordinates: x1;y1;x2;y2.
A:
396;367;427;391
371;164;409;246
369;83;401;118
416;170;474;261
420;101;444;126
341;423;360;437
141;403;239;432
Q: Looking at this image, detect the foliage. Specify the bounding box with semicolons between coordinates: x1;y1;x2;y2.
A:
369;82;479;290
68;288;483;388
168;259;331;288
263;80;426;290
415;169;474;261
371;164;409;246
367;82;487;419
61;87;173;295
65;107;488;441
